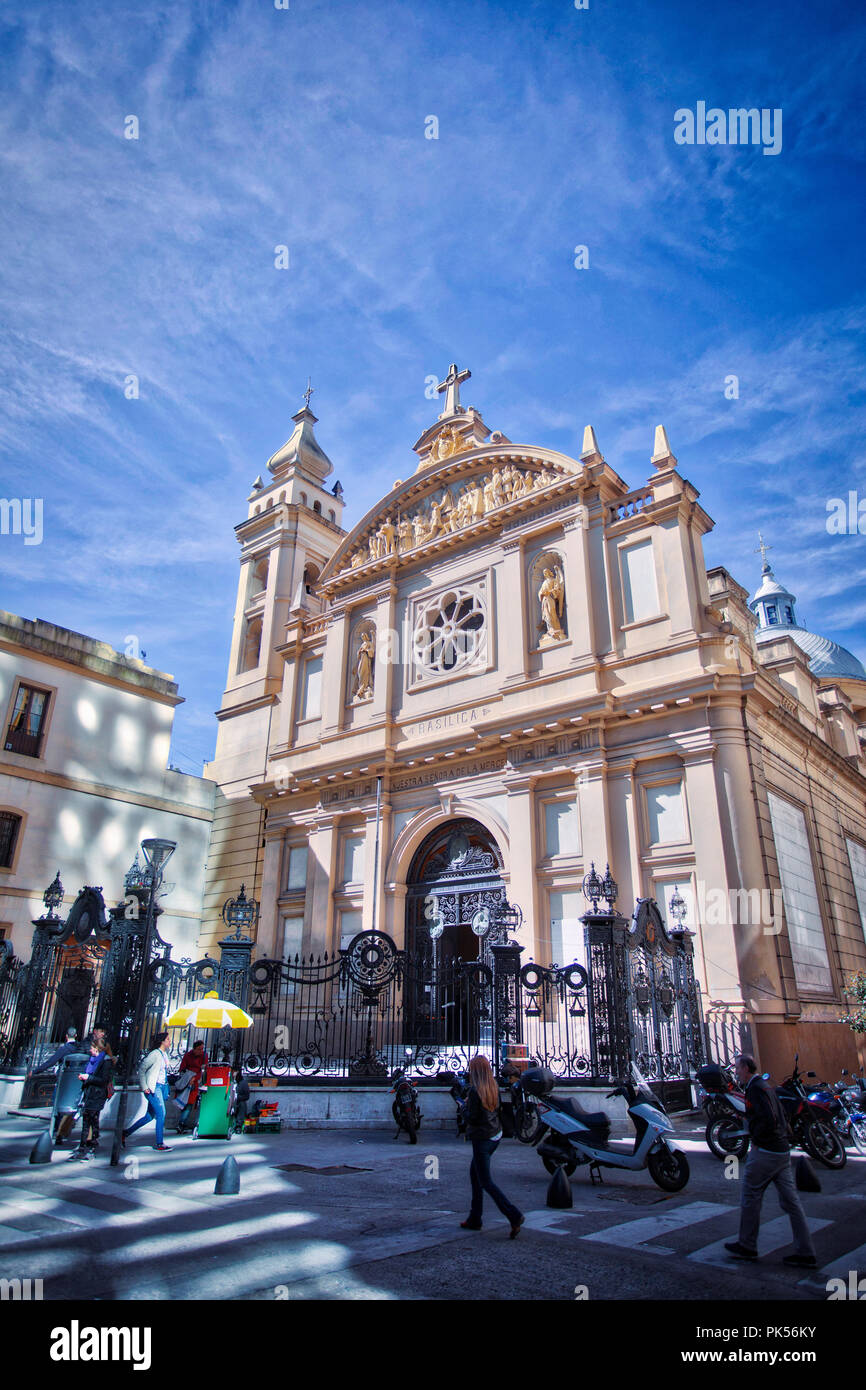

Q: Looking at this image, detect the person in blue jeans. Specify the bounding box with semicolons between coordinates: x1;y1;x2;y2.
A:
460;1054;524;1238
122;1031;173;1151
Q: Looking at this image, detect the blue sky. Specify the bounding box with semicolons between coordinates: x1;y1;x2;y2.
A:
1;0;864;772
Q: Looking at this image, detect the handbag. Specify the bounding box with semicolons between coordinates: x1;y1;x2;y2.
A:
794;1154;822;1193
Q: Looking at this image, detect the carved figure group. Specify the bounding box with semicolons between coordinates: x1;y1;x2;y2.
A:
341;462;563;573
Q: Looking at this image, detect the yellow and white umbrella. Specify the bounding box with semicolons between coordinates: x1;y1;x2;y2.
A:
166;990;253;1030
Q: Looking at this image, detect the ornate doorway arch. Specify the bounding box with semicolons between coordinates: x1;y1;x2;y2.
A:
404;819;506;1047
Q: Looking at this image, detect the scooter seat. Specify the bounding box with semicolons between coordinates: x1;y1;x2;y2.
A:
554;1097;610;1130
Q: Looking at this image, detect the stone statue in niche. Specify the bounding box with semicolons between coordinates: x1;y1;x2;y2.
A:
538;563;567;645
352;629;375;702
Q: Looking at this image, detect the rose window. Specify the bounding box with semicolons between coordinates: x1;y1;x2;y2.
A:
413;587;486;677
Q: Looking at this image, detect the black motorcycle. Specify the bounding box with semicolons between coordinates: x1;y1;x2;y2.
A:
776;1057;846;1170
390;1064;421;1144
501;1061;542;1143
449;1069;470;1137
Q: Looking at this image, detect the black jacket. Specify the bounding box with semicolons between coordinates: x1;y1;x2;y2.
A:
744;1075;790;1153
80;1054;114;1111
465;1086;502;1141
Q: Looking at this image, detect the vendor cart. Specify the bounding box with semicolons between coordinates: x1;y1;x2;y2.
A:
193;1062;234;1140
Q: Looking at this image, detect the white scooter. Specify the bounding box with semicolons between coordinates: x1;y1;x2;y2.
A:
522;1062;690;1192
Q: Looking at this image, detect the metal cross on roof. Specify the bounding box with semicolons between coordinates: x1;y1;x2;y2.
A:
303;377;314;409
754;532;773;569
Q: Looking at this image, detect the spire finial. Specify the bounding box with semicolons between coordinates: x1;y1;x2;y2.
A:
303;377;314;410
755;532;773;572
436;362;471;418
650;424;677;469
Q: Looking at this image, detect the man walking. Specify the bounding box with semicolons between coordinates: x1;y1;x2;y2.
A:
31;1028;82;1144
724;1053;817;1268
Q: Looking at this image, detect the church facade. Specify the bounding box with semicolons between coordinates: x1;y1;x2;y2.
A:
202;365;866;1080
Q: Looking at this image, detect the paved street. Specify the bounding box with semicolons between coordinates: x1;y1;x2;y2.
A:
1;1112;864;1301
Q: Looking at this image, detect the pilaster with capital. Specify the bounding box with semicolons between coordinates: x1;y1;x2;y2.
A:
257;830;285;958
680;747;744;1008
306;814;338;956
500;538;529;684
503;773;538;957
561;509;596;665
321;608;348;735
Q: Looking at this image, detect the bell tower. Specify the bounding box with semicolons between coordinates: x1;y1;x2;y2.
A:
201;386;345;952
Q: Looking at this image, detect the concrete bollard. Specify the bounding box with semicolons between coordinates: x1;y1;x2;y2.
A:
546;1163;572;1209
214;1155;240;1195
30;1130;54;1165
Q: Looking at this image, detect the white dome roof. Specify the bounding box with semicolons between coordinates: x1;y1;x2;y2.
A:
756;625;866;680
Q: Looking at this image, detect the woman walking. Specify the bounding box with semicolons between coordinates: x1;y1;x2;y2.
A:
70;1030;114;1161
122;1030;173;1151
461;1054;524;1238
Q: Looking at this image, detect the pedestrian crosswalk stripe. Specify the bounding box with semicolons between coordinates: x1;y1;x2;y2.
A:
809;1240;866;1282
0;1188;94;1227
580;1201;731;1250
687;1214;832;1268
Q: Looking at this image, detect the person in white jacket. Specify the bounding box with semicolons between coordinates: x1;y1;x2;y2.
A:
121;1031;173;1151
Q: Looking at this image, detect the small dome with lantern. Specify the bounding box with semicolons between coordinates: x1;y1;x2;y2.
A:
748;535;866;682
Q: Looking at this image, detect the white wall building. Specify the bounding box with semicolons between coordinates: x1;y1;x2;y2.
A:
0;611;215;960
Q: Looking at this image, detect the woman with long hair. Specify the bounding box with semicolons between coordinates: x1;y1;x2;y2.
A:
461;1054;524;1238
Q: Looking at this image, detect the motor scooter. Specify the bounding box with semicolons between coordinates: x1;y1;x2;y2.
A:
522;1062;690;1192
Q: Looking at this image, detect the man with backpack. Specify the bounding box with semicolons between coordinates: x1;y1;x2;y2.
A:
724;1053;817;1268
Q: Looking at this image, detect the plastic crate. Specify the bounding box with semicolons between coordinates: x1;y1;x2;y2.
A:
256;1119;282;1134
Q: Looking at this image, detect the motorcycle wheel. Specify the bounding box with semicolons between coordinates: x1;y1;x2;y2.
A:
806;1118;846;1169
541;1140;578;1177
848;1119;866;1156
706;1116;749;1161
647;1146;690;1192
405;1110;418;1145
514;1101;541;1145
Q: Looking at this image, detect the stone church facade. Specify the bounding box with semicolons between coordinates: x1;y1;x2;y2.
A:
202;365;866;1080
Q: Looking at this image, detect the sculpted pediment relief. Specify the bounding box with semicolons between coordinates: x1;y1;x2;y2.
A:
320;451;581;588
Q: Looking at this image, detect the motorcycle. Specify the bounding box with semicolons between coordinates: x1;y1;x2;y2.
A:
776;1056;846;1170
696;1063;750;1160
500;1061;542;1144
808;1070;866;1156
390;1054;421;1144
523;1062;690;1193
449;1069;470;1137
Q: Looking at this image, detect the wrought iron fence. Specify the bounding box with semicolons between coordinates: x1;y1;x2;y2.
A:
0;887;705;1091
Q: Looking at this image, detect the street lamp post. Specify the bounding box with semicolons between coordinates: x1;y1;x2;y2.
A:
109;837;176;1167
